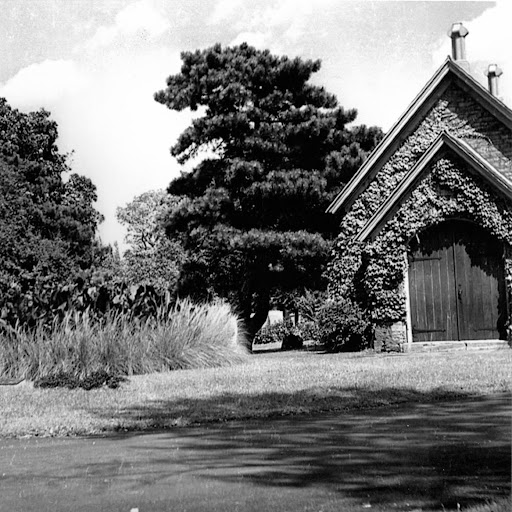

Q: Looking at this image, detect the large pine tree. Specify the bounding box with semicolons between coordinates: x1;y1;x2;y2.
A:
155;44;382;342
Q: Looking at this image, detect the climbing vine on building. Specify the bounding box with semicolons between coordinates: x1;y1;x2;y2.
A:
327;82;512;336
328;156;512;328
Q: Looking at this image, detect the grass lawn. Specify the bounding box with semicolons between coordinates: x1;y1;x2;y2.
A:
1;348;510;438
463;497;511;512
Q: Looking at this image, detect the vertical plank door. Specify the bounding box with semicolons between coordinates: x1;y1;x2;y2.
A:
408;221;506;342
453;222;506;340
408;223;459;342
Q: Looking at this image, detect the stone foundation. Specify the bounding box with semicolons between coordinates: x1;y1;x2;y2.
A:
374;322;407;352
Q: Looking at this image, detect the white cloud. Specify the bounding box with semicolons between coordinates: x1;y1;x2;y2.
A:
268;0;317;28
84;0;170;51
229;31;270;48
51;49;189;249
227;0;336;50
0;60;85;109
116;0;169;35
209;0;245;25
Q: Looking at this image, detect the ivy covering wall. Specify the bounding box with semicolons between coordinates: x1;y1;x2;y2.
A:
327;83;512;333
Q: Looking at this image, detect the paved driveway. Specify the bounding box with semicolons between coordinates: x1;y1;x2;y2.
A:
1;394;510;512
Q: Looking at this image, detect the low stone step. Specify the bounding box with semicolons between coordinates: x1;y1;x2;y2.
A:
403;340;510;352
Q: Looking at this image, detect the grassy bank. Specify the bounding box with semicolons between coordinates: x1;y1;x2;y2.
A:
1;349;510;438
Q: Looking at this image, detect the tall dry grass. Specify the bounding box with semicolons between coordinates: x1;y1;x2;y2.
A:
0;299;248;381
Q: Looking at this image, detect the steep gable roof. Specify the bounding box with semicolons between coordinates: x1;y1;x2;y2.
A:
354;131;512;242
327;57;512;215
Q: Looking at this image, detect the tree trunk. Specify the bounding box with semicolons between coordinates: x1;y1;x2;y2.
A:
241;290;270;352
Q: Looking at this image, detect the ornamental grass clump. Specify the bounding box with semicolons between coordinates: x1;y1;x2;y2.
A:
0;299;248;388
145;299;248;370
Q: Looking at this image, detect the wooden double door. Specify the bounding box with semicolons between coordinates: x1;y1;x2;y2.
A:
408;220;507;342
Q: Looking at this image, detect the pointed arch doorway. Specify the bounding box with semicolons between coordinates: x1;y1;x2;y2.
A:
407;220;507;342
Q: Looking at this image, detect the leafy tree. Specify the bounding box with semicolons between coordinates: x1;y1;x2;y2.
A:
155;44;383;342
116;190;185;293
0;98;103;307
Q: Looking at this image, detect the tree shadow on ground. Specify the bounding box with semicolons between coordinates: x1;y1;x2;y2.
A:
88;389;511;511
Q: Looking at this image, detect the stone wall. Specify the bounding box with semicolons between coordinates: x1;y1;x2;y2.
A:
374;322;407;352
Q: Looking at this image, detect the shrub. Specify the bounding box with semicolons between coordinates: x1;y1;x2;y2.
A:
281;330;303;350
0;299;248;388
295;320;321;342
0;279;179;330
318;299;372;352
34;370;126;390
253;318;321;349
296;290;327;323
254;295;372;352
253;322;288;345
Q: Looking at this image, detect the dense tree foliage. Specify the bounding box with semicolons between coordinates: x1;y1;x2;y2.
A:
116;190;185;293
0;98;103;314
155;44;383;340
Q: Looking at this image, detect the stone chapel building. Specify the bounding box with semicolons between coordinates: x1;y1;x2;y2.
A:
327;23;512;352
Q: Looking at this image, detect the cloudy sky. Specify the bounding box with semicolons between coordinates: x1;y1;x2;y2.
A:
1;0;510;250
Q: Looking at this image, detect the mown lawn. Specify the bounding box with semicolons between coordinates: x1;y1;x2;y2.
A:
1;349;510;438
